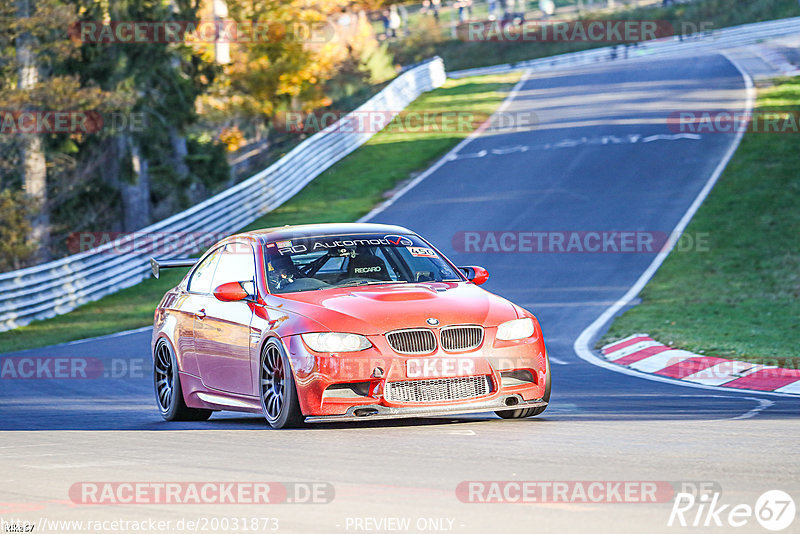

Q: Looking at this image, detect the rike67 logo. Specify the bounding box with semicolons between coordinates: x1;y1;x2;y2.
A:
669;489;796;531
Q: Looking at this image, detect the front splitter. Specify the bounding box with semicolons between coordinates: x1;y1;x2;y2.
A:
304;394;547;423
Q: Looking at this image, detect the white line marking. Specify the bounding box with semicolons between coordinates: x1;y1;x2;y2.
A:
677;394;775;420
573;53;797;400
446;134;702;162
359;70;531;222
731;397;775;420
641;133;701;142
548;356;569;365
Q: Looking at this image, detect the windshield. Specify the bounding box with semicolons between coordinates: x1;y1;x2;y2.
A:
263;233;464;294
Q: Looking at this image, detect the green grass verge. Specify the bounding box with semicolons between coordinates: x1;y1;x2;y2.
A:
0;72;521;355
599;76;800;369
391;0;800;72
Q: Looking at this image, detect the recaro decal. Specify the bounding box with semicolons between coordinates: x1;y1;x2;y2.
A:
354;266;382;274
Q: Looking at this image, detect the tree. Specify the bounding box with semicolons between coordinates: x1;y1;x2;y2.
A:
0;190;36;271
67;0;222;230
1;0;113;262
14;0;49;261
203;0;359;138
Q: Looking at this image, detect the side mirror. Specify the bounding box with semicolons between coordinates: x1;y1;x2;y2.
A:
213;281;249;302
459;266;489;285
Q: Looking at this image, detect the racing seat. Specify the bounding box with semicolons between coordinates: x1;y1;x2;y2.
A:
347;253;390;280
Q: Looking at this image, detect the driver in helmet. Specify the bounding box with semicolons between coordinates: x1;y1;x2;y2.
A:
267;253;301;291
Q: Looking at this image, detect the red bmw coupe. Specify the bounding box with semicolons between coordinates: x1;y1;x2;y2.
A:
150;223;550;428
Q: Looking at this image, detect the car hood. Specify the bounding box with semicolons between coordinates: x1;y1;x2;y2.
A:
274;282;519;335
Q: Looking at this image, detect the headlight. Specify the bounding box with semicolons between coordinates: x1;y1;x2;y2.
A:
301;332;371;352
496;318;535;341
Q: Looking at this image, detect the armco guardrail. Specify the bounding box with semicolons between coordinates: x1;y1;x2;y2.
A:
448;17;800;78
0;57;447;332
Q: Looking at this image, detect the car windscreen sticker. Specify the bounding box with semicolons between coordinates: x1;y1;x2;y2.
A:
408;246;437;258
274;234;422;255
384;235;414;246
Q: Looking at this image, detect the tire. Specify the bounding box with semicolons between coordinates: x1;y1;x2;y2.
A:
496;355;551;419
260;339;305;429
154;338;212;421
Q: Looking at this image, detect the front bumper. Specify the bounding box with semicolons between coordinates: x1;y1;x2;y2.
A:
284;327;548;417
304;394;547;423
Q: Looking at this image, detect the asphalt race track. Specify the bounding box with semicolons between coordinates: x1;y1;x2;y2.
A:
2;54;798;533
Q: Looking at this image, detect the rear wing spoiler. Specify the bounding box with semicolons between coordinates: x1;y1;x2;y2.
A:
150;257;198;279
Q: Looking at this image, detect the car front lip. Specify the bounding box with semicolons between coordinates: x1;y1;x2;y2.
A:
303;394;548;423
